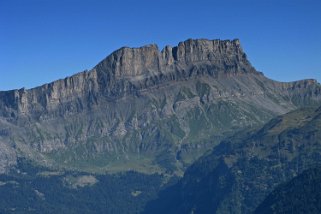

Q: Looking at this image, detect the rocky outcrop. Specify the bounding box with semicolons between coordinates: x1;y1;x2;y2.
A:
95;39;253;79
89;39;259;102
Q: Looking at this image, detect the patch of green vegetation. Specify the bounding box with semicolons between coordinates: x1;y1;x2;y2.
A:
160;116;185;140
46;137;165;174
187;107;211;141
153;151;177;173
174;91;186;103
181;87;196;99
174;87;196;103
265;107;316;135
196;81;210;97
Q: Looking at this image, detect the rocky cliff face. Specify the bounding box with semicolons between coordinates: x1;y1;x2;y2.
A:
95;39;251;78
0;39;252;116
0;38;320;174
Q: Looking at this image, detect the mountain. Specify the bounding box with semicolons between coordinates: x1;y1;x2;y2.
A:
255;167;321;214
144;105;321;213
0;38;320;175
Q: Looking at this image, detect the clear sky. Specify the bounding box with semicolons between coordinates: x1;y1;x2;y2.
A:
0;0;320;91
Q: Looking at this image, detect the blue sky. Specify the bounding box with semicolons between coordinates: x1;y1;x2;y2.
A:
0;0;320;90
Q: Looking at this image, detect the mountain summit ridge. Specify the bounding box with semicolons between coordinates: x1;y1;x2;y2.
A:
1;38;319;93
0;38;258;117
94;38;254;79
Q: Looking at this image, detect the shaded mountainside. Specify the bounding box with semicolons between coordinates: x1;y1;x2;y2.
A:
0;39;321;174
255;167;321;214
144;106;321;213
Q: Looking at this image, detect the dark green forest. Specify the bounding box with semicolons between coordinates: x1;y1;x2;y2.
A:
0;159;168;214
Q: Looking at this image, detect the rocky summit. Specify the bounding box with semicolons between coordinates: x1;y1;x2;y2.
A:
0;38;320;175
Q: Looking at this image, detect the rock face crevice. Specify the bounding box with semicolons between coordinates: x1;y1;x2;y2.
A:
0;38;320;174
